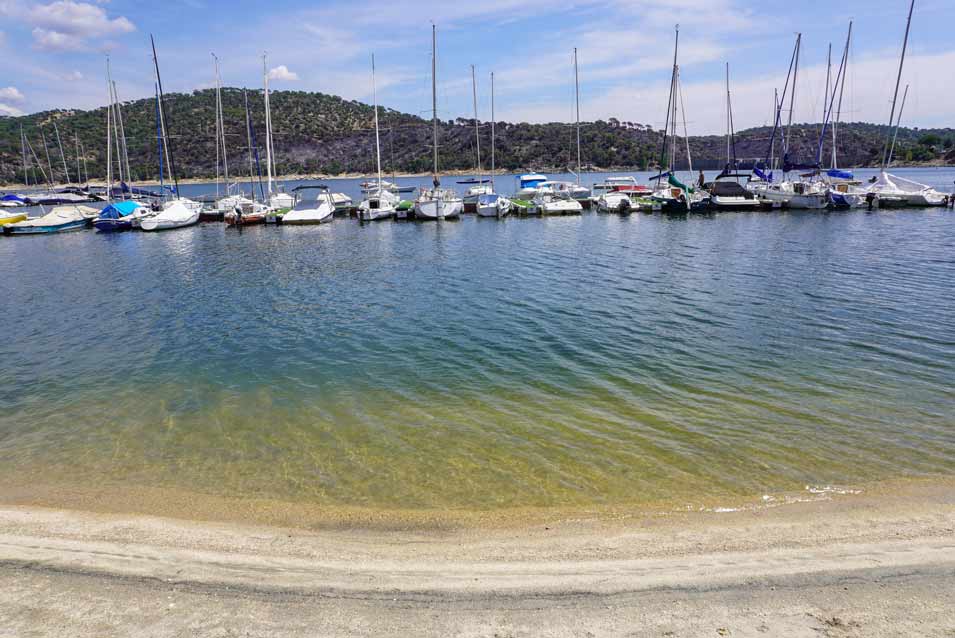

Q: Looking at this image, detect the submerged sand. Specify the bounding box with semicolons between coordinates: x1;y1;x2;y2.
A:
0;477;953;636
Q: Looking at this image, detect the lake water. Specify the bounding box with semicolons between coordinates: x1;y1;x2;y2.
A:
1;169;954;517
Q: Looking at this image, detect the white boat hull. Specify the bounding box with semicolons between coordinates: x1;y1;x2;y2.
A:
415;197;462;219
283;204;334;224
140;201;200;231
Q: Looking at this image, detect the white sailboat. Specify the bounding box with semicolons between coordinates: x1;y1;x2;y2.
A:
477;72;511;218
262;54;294;212
141;35;200;232
415;25;463;221
867;0;948;208
358;54;398;222
569;48;590;204
462;65;493;207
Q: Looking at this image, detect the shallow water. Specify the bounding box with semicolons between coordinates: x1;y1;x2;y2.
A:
2;170;954;513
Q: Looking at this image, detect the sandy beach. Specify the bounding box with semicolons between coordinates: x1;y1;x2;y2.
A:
1;478;953;637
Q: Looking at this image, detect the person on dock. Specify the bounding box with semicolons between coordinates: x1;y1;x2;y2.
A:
698;170;706;189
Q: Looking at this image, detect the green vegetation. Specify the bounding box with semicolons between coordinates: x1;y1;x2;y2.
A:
2;88;953;185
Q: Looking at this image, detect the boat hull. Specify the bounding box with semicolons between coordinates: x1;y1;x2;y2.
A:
93;218;134;232
415;198;462;220
3;219;89;235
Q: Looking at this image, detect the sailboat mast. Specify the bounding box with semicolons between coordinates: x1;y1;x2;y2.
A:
784;33;801;161
244;90;255;202
574;47;581;185
656;25;679;184
373;53;383;190
106;64;112;201
833;22;852;169
881;0;915;170
431;24;439;187
40;127;55;187
150;35;179;199
155;85;164;192
490;71;496;191
20;126;29;186
887;84;909;167
213;54;222;200
110;81;125;193
263;54;274;196
114;83;133;187
725;63;731;165
52;120;70;184
471;65;482;186
678;68;692;172
74;133;81;186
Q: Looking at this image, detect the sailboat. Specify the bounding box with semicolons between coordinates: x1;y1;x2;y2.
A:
208;55;253;219
650;27;708;213
568;48;589;205
414;25;463;221
262;54;294;212
358;54;398;222
707;63;759;210
225;91;269;226
477;71;512;218
867;0;947;207
140;35;201;231
461;65;493;210
749;34;827;209
3;205;99;235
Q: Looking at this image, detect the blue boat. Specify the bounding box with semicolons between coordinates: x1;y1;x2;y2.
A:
93;201;144;232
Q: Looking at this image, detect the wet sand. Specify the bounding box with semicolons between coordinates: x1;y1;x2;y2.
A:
1;478;953;636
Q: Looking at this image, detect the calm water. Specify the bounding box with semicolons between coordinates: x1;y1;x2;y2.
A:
2;169;954;513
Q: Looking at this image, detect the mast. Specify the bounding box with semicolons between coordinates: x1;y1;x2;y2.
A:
74;133;81;186
106;65;112;201
819;23;852;169
150;35;179;199
40;127;55;187
113;82;133;189
725;63;731;166
574;47;581;185
20;125;29;186
770;89;778;170
212;54;221;200
833;22;852;169
887;84;909;167
431;24;439;188
881;0;915;170
110;80;125;194
490;71;496;191
154;85;164;193
678;67;692;172
784;33;801;163
244;90;255;202
470;64;482;187
656;25;679;185
263;53;274;197
52;120;70;184
372;53;383;191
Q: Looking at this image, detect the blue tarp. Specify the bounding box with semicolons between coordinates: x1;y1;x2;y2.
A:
827;169;854;180
752;167;773;182
1;194;25;203
97;201;142;219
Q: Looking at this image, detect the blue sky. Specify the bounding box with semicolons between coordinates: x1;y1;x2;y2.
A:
1;0;953;134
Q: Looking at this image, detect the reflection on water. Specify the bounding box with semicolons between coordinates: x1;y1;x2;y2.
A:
1;194;954;513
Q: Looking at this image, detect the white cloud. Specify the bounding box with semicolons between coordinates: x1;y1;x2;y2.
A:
267;65;299;81
0;102;24;116
0;85;24;101
28;0;134;51
64;70;83;80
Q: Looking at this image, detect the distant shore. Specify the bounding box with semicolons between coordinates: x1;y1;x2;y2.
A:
0;476;952;637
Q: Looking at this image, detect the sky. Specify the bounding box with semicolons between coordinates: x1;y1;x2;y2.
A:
0;0;953;135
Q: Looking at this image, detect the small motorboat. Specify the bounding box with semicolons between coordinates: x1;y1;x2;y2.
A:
224;200;269;226
3;205;98;235
533;190;582;215
283;186;336;224
358;188;399;222
705;179;761;209
476;192;512;218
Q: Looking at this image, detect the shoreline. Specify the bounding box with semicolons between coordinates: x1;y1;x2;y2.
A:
1;476;952;636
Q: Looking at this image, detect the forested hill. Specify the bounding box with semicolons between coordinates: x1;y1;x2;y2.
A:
2;88;954;184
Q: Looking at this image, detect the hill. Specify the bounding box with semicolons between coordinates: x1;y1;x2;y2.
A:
1;89;953;185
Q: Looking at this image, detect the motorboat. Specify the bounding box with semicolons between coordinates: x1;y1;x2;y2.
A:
515;173;548;200
3;204;98;235
705;178;761;209
283;186;336;224
476;192;511;217
533;190;582;215
224;200;269;226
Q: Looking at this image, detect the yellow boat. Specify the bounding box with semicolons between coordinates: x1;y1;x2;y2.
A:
0;212;28;227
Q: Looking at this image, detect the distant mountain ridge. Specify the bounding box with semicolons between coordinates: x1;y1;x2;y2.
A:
1;88;953;185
